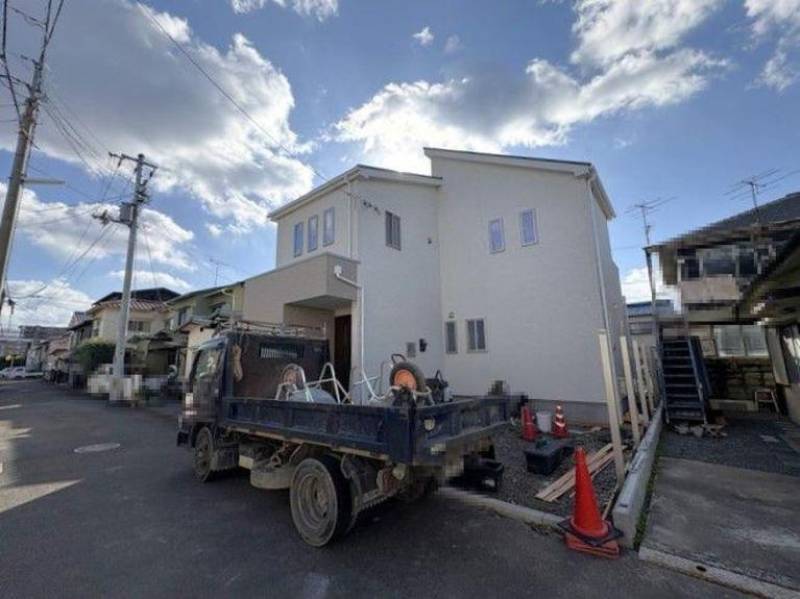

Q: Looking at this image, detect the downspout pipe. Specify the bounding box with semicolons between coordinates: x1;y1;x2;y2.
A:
583;168;622;422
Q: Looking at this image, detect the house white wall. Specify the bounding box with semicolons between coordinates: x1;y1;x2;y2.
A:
276;186;353;267
354;178;444;385
92;307;169;341
268;152;622;421
430;154;614;417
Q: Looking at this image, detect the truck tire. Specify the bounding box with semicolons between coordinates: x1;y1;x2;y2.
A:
290;455;352;547
193;427;217;483
389;361;426;393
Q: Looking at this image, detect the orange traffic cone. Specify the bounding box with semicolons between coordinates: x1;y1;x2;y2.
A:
520;406;538;441
558;447;621;558
552;405;569;438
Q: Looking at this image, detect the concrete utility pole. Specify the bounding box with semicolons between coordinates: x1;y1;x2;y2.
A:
0;0;65;309
0;52;44;308
103;153;157;404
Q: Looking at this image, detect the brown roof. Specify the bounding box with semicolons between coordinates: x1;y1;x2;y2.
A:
88;299;168;314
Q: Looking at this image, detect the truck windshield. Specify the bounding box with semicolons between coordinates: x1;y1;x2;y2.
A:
193;347;222;384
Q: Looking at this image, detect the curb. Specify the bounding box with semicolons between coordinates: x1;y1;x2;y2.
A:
612;404;663;547
439;486;563;529
639;546;800;599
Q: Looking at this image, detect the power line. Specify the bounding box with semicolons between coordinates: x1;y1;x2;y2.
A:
142;6;327;184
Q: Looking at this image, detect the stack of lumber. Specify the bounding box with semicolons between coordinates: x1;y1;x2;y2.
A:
534;443;614;503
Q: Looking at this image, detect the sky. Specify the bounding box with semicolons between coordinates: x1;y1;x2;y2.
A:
1;0;799;327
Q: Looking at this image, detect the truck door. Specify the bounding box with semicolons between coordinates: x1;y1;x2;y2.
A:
189;343;225;419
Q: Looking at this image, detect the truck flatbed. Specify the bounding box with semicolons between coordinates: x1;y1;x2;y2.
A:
182;395;509;465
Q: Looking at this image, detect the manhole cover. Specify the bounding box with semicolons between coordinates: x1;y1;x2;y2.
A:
74;442;121;454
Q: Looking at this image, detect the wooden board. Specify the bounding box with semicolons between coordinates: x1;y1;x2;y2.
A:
535;443;613;502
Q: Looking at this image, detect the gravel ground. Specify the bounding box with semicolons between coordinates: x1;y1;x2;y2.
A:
466;423;629;517
660;415;800;477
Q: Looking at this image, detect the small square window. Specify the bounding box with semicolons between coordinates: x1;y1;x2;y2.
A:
445;321;457;354
386;211;401;250
323;207;335;246
308;215;319;252
520;209;538;246
466;319;487;352
293;222;304;257
489;219;505;253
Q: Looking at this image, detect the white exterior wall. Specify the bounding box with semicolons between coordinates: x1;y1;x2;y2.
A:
354;179;444;384
93;308;168;341
276;186;353;267
431;156;610;408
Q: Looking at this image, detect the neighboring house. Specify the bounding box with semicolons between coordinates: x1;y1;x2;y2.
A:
238;147;624;421
44;334;71;381
24;326;68;371
86;287;179;342
67;311;92;350
627;300;675;350
738;229;800;423
167;283;245;377
648;191;800;404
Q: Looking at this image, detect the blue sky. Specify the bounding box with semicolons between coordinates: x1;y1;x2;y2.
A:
1;0;799;326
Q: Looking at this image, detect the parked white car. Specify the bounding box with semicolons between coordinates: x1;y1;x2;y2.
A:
2;367;29;380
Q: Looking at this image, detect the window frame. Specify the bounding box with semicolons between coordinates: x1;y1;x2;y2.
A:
307;215;319;252
445;321;458;354
488;218;505;254
386;210;401;251
293;221;304;257
466;318;487;353
519;209;538;247
323;207;335;247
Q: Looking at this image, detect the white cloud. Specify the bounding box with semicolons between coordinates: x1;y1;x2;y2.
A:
7;184;195;272
230;0;338;20
5;279;94;328
412;26;435;47
333;49;725;172
571;0;724;67
620;266;676;304
108;270;192;292
1;1;315;233
444;35;462;54
745;0;800;91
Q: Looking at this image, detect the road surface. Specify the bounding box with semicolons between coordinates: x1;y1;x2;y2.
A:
0;381;742;598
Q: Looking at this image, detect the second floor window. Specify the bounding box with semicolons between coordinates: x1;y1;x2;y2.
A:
308;215;319;252
520;209;538;246
466;319;487;352
293;222;304;257
128;320;150;333
489;218;505;253
323;207;335;246
386;211;401;250
445;321;457;354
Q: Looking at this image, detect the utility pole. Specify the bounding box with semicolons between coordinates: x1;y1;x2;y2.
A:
99;153;157;404
0;0;65;308
627;198;672;348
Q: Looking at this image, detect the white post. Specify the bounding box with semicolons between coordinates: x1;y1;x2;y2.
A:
598;330;625;484
620;335;641;447
632;338;650;426
642;346;656;413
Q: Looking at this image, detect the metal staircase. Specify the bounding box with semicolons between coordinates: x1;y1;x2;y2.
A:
660;336;709;424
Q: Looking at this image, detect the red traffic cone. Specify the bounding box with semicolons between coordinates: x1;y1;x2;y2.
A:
552;405;569;438
520;406;538;441
558;447;621;558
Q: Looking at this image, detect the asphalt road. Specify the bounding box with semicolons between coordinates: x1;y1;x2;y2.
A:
0;381;743;599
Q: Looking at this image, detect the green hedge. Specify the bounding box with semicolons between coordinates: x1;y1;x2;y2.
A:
73;340;115;373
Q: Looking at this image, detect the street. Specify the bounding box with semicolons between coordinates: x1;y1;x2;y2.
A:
0;382;740;598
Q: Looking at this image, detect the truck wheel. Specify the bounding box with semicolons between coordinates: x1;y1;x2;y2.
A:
390;361;426;393
193;427;216;482
290;456;352;547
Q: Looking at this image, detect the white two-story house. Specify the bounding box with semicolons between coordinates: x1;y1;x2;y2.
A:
240;148;624;422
